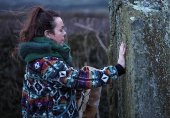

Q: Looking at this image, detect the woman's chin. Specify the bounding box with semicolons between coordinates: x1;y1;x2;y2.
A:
60;43;64;46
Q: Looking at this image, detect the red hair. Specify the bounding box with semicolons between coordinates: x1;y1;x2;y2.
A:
12;6;60;59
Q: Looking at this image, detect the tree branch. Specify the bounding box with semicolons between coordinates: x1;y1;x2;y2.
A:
74;23;107;52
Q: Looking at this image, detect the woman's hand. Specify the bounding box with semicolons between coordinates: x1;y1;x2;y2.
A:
118;42;126;68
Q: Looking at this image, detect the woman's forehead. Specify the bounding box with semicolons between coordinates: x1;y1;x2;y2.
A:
54;17;64;26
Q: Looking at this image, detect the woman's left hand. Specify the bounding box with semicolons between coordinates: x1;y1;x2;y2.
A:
118;42;126;68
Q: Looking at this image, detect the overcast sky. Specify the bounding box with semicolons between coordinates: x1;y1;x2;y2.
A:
0;0;109;12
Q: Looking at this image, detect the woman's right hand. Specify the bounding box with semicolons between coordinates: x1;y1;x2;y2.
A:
118;42;126;68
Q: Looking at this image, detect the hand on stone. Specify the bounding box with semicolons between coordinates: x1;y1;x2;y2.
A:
118;42;126;69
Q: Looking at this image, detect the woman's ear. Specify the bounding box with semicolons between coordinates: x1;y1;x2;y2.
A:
44;30;51;38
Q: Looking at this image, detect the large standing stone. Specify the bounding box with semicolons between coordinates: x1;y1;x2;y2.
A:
107;0;170;117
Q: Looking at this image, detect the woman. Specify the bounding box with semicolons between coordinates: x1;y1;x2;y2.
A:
13;6;125;118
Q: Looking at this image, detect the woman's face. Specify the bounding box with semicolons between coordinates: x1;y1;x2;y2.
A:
50;17;66;46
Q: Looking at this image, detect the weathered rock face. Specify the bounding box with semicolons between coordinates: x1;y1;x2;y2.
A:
107;0;170;118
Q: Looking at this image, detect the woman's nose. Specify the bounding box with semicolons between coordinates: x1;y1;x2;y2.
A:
63;30;66;35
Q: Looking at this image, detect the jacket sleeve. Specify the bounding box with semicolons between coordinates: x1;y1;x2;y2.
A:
39;59;124;90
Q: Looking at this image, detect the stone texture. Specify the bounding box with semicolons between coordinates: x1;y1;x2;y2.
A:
107;0;170;117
